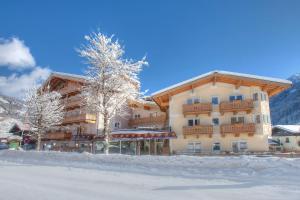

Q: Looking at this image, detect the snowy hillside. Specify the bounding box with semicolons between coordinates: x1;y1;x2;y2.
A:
0;94;25;118
270;73;300;125
0;151;299;200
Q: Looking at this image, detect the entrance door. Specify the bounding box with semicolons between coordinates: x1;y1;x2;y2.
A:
232;141;239;153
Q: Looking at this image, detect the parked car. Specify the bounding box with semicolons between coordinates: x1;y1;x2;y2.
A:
0;143;9;150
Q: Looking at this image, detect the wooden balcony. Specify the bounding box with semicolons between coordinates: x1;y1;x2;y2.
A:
65;98;83;108
43;132;72;140
59;85;81;95
182;103;212;116
220;123;256;137
183;125;213;138
219;99;254;115
63;114;96;124
129;115;166;127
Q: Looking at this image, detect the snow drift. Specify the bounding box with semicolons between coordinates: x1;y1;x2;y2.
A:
0;150;299;179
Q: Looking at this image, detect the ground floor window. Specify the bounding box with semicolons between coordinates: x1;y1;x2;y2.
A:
187;142;201;153
212;142;221;152
232;141;248;152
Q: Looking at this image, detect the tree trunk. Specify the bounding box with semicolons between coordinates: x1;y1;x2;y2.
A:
103;113;110;155
36;132;41;151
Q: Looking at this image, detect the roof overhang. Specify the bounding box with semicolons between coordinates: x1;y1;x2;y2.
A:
41;72;86;92
152;70;292;110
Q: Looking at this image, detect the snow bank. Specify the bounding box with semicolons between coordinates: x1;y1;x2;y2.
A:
0;150;300;179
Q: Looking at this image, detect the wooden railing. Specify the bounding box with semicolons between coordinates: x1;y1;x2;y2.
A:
43;132;72;140
63;114;96;124
128;115;166;126
59;85;81;95
182;103;212;116
65;98;83;108
183;125;213;138
219;99;254;114
220;123;256;137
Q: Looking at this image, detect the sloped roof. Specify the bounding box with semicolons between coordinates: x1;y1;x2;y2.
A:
273;125;300;134
152;70;292;96
0;117;23;134
151;70;292;110
45;72;87;84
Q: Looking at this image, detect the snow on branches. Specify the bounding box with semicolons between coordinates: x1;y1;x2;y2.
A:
24;87;65;150
78;31;147;153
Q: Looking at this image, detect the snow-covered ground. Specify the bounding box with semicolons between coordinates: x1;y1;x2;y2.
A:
0;151;300;200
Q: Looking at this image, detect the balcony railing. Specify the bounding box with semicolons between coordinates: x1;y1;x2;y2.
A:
220;123;256;137
129;115;166;127
182;103;212;116
64;98;83;108
183;125;213;138
63;114;96;124
219;99;254;114
59;85;81;95
43;132;72;140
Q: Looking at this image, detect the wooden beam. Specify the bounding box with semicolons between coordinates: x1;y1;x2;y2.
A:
235;80;242;89
261;84;269;92
268;87;283;97
212;75;217;86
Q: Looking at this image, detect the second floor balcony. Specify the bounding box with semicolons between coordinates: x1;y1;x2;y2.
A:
219;99;254;114
220;123;256;137
182;103;212;116
63;113;96;124
183;125;213;138
128;115;166;127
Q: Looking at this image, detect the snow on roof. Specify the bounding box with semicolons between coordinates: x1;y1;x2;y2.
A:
152;70;292;96
0;117;23;134
51;71;87;81
273;125;300;133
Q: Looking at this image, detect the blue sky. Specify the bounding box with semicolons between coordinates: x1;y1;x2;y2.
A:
1;0;300;98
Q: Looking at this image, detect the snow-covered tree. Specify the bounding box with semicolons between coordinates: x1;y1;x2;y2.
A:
78;31;147;154
24;87;65;151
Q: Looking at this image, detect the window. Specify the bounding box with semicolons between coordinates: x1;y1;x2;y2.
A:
134;114;141;119
238;117;244;123
187;98;193;105
211;97;219;105
229;95;236;102
285;137;290;143
239;142;248;151
194;98;200;104
187;97;200;104
188;119;194;126
261;92;267;101
231;116;244;124
236;95;243;101
188;119;200;126
229;95;243;101
263;114;270;124
255;115;261;124
212;142;221;152
114;122;120;129
253;93;258;101
232;141;248;152
212;118;219;126
187;142;201;153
